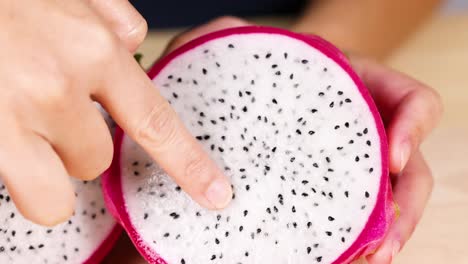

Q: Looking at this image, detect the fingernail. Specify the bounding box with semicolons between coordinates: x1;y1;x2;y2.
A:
205;178;232;209
399;141;411;172
391;241;401;258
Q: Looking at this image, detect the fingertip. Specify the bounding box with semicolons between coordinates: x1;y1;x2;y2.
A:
389;137;412;174
204;177;233;209
16;183;76;227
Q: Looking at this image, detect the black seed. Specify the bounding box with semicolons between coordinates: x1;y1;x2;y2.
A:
316;256;323;262
271;64;278;68
245;185;250;191
272;98;278;104
275;71;281;76
369;167;374;173
308;130;315;135
210;255;216;260
307;247;312;254
254;54;259;59
318;92;325;97
172;92;178;99
239;226;244;232
323;67;328;72
163;233;170;237
228;43;234;48
345;98;352;103
202;68;207;75
244;210;249;217
313;163;319;168
144;213;148;220
177;77;182;83
266;53;272;58
296;129;302;135
292;206;296;213
169;212;180;219
341;237;346;243
328;216;335;221
365;191;370;198
311;108;318;113
355;156;360;162
345;191;349;198
338;91;343;95
329;102;335;108
363;128;369;134
242;106;248;112
326;231;332;236
181;259;186;264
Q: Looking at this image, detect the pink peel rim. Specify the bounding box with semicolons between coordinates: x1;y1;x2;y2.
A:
82;222;122;264
102;26;393;264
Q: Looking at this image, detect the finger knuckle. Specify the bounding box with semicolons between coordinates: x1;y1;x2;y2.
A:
33;75;71;109
87;24;119;64
136;104;180;150
125;17;148;51
185;152;210;182
426;88;444;120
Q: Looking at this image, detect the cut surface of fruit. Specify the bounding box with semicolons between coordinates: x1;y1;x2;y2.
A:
103;26;392;264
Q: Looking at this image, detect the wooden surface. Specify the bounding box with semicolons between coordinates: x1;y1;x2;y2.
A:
104;13;468;264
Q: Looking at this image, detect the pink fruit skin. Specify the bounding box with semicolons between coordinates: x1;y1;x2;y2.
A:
102;26;394;264
83;224;122;264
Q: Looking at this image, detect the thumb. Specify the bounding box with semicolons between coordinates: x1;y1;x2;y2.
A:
87;0;148;52
163;16;250;55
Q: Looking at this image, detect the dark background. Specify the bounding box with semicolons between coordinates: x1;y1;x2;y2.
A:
131;0;307;28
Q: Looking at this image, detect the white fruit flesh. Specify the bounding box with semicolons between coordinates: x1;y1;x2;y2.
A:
121;33;383;264
0;179;116;263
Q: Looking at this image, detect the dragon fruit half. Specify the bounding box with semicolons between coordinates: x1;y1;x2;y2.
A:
0;108;121;264
103;26;394;264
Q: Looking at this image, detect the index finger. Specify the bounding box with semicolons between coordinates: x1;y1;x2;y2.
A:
94;46;232;210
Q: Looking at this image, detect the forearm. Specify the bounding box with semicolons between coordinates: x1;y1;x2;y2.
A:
292;0;443;59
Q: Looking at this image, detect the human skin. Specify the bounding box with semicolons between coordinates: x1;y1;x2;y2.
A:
0;0;232;227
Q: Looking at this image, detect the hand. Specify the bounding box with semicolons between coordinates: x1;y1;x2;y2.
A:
0;0;231;226
351;56;442;263
160;16;443;264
